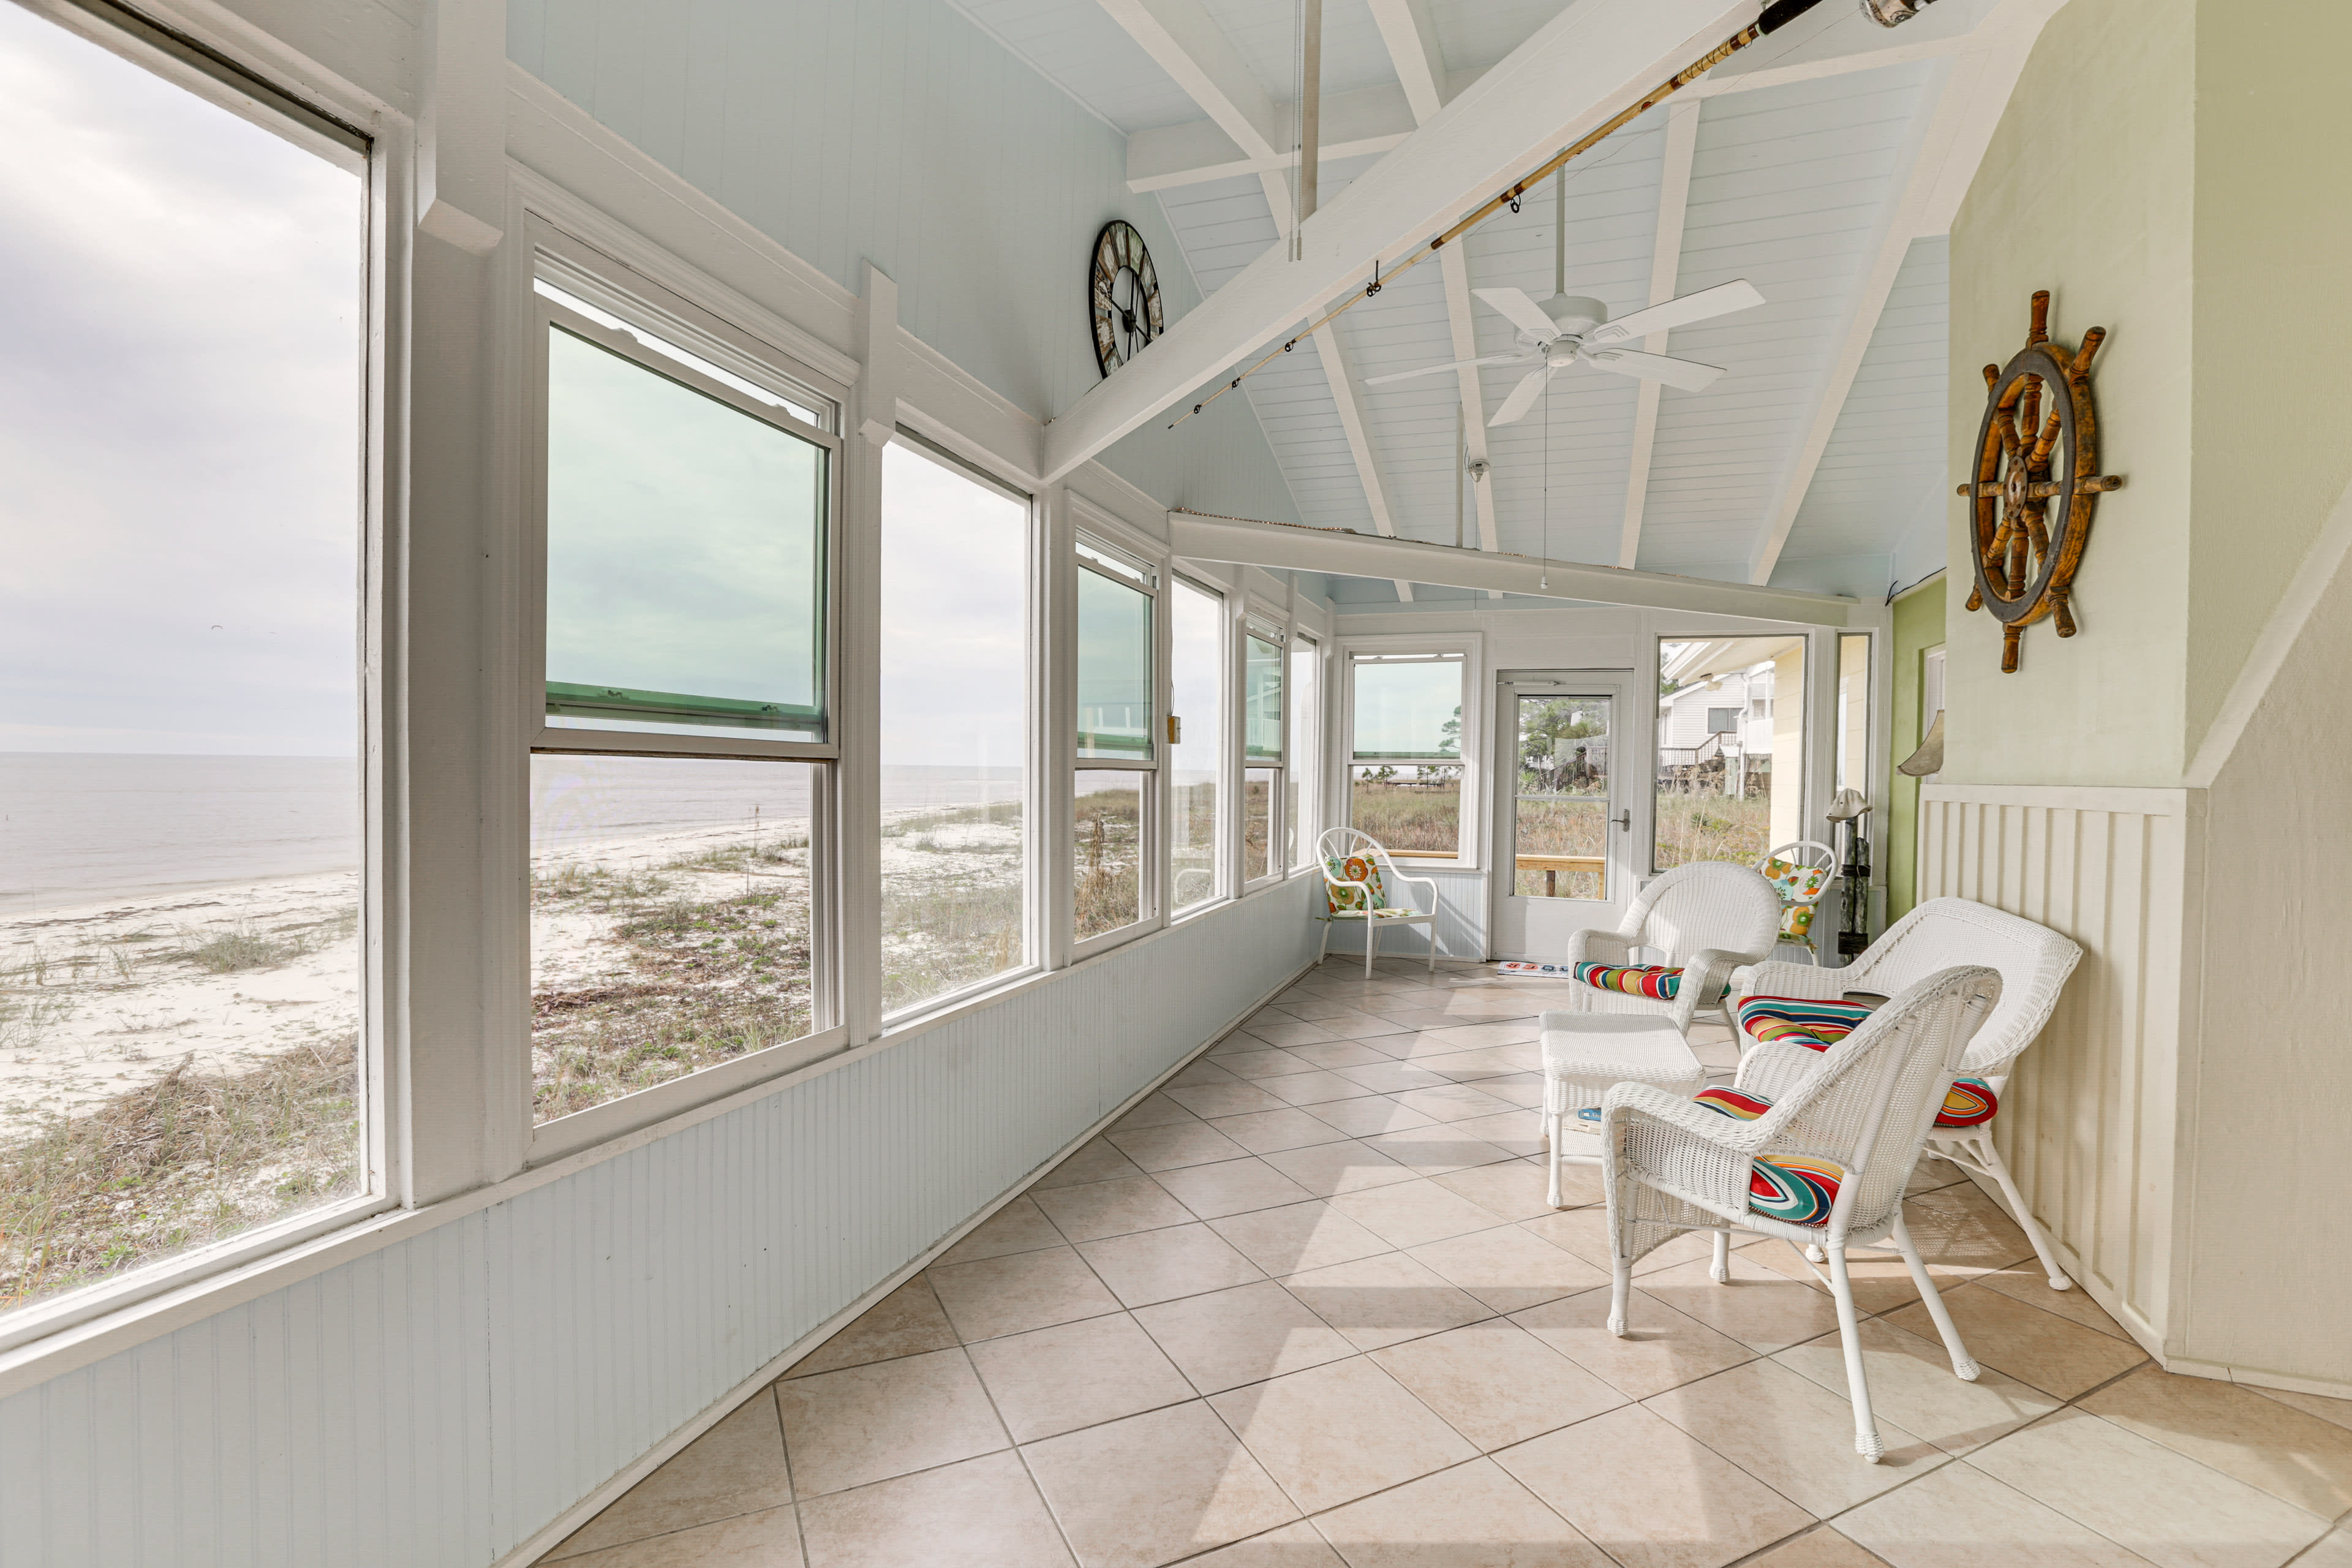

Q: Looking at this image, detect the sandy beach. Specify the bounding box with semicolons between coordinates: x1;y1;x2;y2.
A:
0;801;1027;1144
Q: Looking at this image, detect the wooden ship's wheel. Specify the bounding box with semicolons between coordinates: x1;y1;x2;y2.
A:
1959;290;2125;672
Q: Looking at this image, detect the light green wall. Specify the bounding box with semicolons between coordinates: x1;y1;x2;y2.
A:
1945;0;2195;785
1886;577;1945;921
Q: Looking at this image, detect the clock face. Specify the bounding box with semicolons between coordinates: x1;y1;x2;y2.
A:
1090;221;1163;378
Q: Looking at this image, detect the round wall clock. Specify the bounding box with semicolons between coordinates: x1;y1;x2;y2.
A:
1090;220;1164;378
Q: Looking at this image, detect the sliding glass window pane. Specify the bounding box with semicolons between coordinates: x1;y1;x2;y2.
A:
1352;658;1464;761
1076;568;1152;761
1244;635;1283;761
878;443;1028;1016
1513;696;1610;900
531;756;815;1123
1170;582;1225;912
545;326;826;741
1655;636;1803;870
0;5;366;1311
1289;642;1321;868
1073;771;1146;939
1243;768;1278;883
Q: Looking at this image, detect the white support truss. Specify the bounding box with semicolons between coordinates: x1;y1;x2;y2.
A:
1619;97;1702;571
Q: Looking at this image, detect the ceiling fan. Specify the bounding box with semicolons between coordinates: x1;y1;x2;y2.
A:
1363;168;1765;426
1367;277;1765;424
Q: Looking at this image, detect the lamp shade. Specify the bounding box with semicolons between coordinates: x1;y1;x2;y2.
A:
1898;709;1945;777
1827;788;1872;822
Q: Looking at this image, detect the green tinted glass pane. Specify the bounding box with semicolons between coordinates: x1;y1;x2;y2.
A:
1245;635;1283;760
1077;566;1152;760
1352;659;1463;761
545;326;826;739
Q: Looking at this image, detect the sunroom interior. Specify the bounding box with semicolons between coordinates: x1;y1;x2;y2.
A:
3;0;2350;1565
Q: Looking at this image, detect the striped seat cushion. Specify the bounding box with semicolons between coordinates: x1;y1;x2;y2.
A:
1575;962;1681;1000
1935;1076;1999;1129
1735;994;1878;1053
1691;1085;1844;1226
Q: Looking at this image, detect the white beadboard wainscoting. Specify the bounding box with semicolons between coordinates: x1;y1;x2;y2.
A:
0;880;1321;1568
1917;783;2196;1362
1320;867;1488;960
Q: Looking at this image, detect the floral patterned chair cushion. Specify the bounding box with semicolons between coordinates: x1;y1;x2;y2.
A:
1322;854;1388;916
1761;856;1833;943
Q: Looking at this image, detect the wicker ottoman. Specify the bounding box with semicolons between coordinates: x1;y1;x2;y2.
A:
1540;1011;1706;1208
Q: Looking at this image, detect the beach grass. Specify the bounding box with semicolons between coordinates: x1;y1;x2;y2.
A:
0;1035;360;1309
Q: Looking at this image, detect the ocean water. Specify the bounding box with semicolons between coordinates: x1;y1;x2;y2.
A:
0;753;1024;911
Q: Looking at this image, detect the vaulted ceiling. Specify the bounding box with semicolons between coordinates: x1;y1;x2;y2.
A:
954;0;2049;605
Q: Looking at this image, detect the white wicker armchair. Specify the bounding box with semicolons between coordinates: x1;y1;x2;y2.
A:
1561;861;1784;1033
1602;965;2003;1461
1732;897;2084;1287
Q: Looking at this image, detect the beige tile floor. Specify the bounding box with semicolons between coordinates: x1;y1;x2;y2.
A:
539;959;2352;1568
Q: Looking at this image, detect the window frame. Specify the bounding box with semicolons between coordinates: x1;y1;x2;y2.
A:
875;430;1043;1027
519;226;854;1166
0;0;394;1357
1068;530;1163;959
1166;572;1232;919
1288;632;1324;872
1338;633;1484;872
1240;617;1286;892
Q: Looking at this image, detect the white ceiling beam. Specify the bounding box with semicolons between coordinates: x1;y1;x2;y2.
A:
1123;22;1980;197
1047;0;1762;483
1618;98;1702;571
1168;511;1855;625
1127;83;1414;192
1368;0;1499;600
1096;0;1282;160
1310;316;1415;601
1746;0;2059;585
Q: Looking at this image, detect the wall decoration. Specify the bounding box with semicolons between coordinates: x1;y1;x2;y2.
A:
1089;220;1163;379
1958;290;2125;672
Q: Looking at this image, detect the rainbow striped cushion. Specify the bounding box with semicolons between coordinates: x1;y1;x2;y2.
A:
1690;1085;1842;1226
1575;962;1682;1000
1935;1076;1999;1129
1736;994;1878;1053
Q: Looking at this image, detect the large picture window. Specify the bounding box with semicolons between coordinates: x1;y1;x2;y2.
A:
0;3;369;1314
878;442;1031;1016
1074;543;1155;942
1169;581;1226;912
530;280;837;1125
1348;654;1466;859
1655;635;1806;870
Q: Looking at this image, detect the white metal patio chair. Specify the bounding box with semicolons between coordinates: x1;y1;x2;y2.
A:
1731;897;2085;1287
1601;965;2002;1461
1757;839;1838;961
1313;827;1440;976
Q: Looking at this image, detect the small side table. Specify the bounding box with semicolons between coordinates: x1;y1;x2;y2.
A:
1539;1011;1707;1208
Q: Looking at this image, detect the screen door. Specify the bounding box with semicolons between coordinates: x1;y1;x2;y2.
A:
1491;674;1630;959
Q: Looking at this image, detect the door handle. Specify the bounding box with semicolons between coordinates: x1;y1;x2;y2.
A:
1613;810;1630;832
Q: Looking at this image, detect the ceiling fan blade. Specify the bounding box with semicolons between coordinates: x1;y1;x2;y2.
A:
1586;279;1765;344
1472;287;1559;339
1581;347;1725;393
1363;353;1527;387
1488;367;1552;427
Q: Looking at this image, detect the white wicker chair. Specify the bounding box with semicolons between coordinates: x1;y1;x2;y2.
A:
1732;897;2084;1287
1602;965;2003;1461
1560;861;1785;1033
1313;827;1440;977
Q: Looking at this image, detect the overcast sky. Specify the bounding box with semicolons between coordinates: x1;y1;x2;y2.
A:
0;4;363;756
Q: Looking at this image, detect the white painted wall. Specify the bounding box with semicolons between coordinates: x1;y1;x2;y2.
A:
505;0;1305;527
